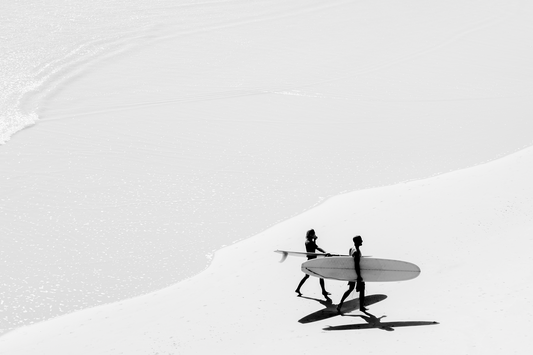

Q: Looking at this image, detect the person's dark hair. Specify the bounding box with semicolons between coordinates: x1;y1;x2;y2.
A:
306;229;316;239
353;235;362;243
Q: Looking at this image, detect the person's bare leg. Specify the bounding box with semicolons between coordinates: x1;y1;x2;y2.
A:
295;274;309;296
319;278;330;297
336;282;355;313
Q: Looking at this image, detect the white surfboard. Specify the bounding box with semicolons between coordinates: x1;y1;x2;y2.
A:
274;250;347;263
301;256;420;282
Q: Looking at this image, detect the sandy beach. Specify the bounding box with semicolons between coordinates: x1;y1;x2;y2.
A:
1;0;533;351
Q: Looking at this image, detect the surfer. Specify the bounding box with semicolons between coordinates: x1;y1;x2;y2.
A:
295;229;331;298
337;235;366;313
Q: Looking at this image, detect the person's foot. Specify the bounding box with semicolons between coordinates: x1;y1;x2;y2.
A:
322;291;331;296
295;289;302;296
360;306;368;312
336;305;343;314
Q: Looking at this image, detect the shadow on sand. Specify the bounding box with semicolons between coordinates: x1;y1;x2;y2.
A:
323;311;439;332
298;294;387;324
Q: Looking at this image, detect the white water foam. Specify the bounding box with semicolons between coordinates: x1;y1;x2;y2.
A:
0;0;200;144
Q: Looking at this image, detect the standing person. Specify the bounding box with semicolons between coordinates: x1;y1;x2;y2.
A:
295;229;330;298
337;235;366;313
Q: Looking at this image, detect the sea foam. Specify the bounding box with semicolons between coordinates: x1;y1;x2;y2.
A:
0;0;190;143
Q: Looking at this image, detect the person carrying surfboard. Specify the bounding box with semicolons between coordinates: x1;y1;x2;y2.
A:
295;229;331;298
337;235;366;313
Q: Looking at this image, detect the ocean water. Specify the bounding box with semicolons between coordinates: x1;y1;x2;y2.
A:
2;0;533;336
1;0;271;143
0;0;188;144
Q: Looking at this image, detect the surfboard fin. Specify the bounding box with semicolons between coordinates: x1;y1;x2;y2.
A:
278;251;288;263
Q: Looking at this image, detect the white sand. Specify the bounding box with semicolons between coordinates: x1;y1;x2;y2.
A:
2;0;533;352
1;144;532;354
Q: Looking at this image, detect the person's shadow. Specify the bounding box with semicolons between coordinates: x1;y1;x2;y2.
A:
323;310;439;331
298;294;387;324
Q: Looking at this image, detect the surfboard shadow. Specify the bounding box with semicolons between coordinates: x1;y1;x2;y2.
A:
323;311;439;332
298;294;387;324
